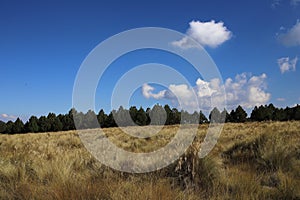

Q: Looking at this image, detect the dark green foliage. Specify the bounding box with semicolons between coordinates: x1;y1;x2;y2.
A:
2;103;300;135
229;105;247;123
105;111;117;128
149;104;167;125
47;113;63;132
209;107;222;123
135;107;148;126
12;118;24;133
220;109;230;123
85;110;98;129
58;111;75;131
129;106;138;124
5;121;14;134
97;109;107;128
73;112;85;130
25;116;39;133
181;110;199;124
199;111;208;124
250;103;300;122
164;105;172;125
38;116;51;132
0;120;6;133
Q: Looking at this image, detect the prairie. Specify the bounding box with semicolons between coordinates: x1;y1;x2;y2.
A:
0;121;299;199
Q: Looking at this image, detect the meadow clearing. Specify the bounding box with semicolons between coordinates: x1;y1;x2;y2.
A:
0;121;299;199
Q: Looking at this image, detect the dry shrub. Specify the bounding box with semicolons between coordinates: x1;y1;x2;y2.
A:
223;132;298;173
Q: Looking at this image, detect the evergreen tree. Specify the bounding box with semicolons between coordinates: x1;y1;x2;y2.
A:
136;107;147;126
266;104;276;121
12;118;24;133
292;104;300;120
273;108;287;121
199;111;208;124
85;110;98;129
250;105;265;121
38;116;51;132
47;113;63;132
73;112;85;129
191;111;200;124
25;116;39;133
221;109;230;123
149;104;166;125
164;104;172;125
105;111;117;127
58;110;75;131
129;106;138;124
171;108;181;124
145;107;151;125
97;109;107;127
115;106;132;127
209;107;221;123
0;120;6;133
5;121;14;134
233;105;247;123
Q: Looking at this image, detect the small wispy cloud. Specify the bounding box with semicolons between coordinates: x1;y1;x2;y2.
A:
172;20;232;49
277;56;298;73
291;0;300;6
0;113;17;122
278;20;300;46
271;0;281;8
272;0;300;8
276;98;286;102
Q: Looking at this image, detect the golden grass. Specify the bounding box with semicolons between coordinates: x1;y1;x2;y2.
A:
0;121;299;199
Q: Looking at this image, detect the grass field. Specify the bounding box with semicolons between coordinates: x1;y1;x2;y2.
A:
0;121;299;199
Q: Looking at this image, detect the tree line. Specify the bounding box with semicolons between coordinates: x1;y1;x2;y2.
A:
0;103;300;134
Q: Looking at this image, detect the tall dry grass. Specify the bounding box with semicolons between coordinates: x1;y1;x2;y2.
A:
0;121;299;199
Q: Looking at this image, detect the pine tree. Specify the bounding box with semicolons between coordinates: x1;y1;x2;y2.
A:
234;105;247;123
199;111;208;124
12;118;24;133
25;116;39;133
136;107;147;126
5;121;14;134
0;120;6;133
97;109;107;127
209;107;221;123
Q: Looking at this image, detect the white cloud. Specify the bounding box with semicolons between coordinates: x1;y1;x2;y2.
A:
225;73;270;109
272;0;281;8
172;20;232;49
0;114;17;122
278;21;300;46
142;83;166;99
142;73;270;112
1;114;8;118
291;0;300;6
277;56;298;73
277;98;286;101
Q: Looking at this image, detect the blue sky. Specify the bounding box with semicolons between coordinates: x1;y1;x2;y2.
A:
0;0;300;122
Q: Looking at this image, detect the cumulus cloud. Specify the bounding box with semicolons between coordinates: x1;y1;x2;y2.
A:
277;56;298;73
142;83;166;99
278;21;300;46
172;20;232;49
142;73;270;112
